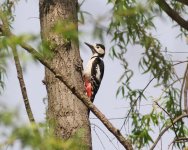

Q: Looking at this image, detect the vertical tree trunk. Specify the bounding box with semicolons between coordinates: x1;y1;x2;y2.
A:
39;0;92;149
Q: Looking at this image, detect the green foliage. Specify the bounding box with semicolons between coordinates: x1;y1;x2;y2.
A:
0;0;53;94
0;0;187;149
37;40;54;60
0;106;17;126
129;110;164;149
104;0;188;149
77;0;91;24
0;33;40;93
0;106;87;150
139;36;173;85
53;20;79;43
171;0;187;14
50;0;188;149
9;125;87;150
163;87;181;117
0;48;7;93
108;0;174;85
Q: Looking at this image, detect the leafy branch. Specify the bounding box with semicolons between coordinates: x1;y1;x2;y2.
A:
120;77;155;131
169;137;188;149
11;45;35;123
184;65;188;114
155;102;178;139
0;3;35;123
150;114;188;150
0;9;133;150
155;0;188;30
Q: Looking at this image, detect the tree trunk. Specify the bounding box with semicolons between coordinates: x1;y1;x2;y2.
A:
39;0;92;149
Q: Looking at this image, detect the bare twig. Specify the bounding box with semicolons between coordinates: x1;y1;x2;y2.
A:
159;125;163;150
150;114;188;150
173;137;188;144
0;10;133;150
174;137;188;143
92;125;106;150
120;77;155;131
173;61;188;66
11;45;35;123
155;102;178;139
0;9;35;123
183;64;188;114
167;77;183;88
91;123;119;150
90;117;127;120
180;63;188;111
161;51;188;54
155;0;188;30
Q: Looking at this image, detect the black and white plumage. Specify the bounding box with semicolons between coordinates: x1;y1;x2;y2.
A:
83;42;105;102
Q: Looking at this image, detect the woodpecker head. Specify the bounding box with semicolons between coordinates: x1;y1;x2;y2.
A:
84;42;105;58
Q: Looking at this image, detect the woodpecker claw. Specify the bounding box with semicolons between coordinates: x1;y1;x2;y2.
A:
75;61;83;72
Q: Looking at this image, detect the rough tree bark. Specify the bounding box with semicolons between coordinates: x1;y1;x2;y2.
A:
39;0;92;149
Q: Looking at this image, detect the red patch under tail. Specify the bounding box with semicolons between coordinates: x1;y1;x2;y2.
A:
84;79;92;99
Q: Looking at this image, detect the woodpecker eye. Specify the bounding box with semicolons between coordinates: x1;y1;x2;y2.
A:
96;46;99;49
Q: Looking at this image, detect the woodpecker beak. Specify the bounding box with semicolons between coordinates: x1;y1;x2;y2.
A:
84;42;95;53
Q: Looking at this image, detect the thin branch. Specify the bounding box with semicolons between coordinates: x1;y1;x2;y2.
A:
116;103;153;109
174;137;188;143
155;102;178;139
20;36;133;150
91;123;119;150
161;51;188;54
172;60;188;62
120;77;155;131
180;63;188;113
168;137;188;150
90;117;127;120
172;137;188;145
0;10;133;150
155;0;188;30
150;114;188;150
0;9;35;123
173;61;188;66
92;125;106;150
184;64;188;114
159;125;163;150
167;77;183;87
11;45;35;123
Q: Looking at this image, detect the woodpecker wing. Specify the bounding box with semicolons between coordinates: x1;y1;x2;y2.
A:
90;57;104;101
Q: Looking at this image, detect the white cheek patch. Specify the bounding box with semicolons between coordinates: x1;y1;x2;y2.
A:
94;45;104;55
98;48;104;54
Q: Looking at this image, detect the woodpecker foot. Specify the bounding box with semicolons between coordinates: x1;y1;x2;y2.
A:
75;63;83;73
42;79;46;85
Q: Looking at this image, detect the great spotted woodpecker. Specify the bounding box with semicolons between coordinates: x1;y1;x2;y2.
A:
83;42;105;102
